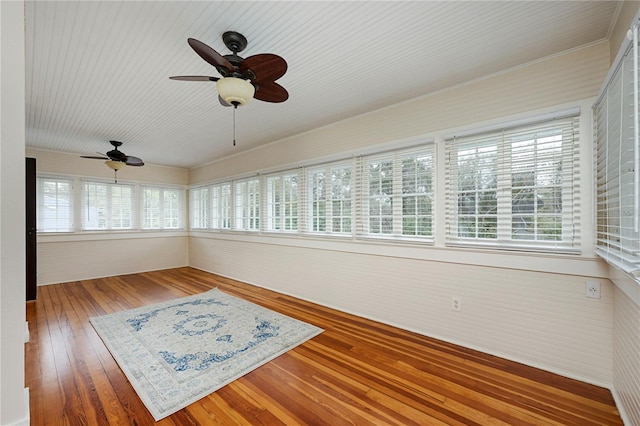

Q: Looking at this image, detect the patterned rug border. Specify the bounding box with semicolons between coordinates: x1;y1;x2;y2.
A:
90;287;323;420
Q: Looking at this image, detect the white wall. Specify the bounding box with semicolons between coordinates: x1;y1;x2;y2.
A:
0;1;28;424
28;149;189;285
188;41;617;388
610;269;640;426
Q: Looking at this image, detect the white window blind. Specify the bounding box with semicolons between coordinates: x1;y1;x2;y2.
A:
594;22;640;275
211;183;231;230
265;171;299;232
189;187;210;229
234;178;260;231
142;186;184;230
306;161;353;235
82;181;133;230
445;115;580;252
37;176;73;232
356;146;434;241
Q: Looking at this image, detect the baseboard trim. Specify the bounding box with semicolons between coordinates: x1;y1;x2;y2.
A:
611;386;633;426
6;388;30;426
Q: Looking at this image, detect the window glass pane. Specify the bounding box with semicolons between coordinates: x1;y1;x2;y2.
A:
36;178;73;232
143;188;161;229
309;169;326;232
402;153;433;237
307;163;352;234
211;184;231;229
267;174;296;231
110;186;132;229
83;183;108;230
164;189;180;229
37;178;73;232
82;182;132;230
331;167;352;233
368;159;393;235
446;115;579;251
235;179;260;231
190;187;209;229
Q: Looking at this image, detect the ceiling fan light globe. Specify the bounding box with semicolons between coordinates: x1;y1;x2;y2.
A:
105;160;126;171
217;77;254;106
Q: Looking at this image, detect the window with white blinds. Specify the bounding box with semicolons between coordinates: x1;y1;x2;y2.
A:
142;186;183;229
306;161;353;235
189;187;209;229
234;178;260;231
356;146;434;241
265;171;299;232
593;22;640;275
445;115;580;252
37;176;73;232
211;183;231;230
82;181;133;230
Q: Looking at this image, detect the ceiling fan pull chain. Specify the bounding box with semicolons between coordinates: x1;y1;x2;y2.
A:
233;104;237;146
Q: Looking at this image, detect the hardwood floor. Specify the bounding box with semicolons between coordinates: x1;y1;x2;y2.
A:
25;267;622;425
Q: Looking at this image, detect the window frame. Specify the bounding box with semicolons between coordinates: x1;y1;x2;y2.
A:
141;185;184;230
234;177;260;231
36;176;74;233
265;170;299;233
357;145;435;243
82;180;134;231
445;113;581;253
306;161;354;236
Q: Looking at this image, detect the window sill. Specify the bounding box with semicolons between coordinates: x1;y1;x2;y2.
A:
189;231;607;277
37;230;188;242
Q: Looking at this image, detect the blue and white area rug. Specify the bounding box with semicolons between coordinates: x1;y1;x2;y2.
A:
90;288;323;420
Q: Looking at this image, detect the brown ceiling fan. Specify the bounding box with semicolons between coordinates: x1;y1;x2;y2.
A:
170;31;288;107
81;140;144;182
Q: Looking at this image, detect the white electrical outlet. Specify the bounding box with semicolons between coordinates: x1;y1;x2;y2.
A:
452;296;462;311
586;281;601;299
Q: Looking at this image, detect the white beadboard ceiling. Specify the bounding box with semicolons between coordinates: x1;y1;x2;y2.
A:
25;1;620;169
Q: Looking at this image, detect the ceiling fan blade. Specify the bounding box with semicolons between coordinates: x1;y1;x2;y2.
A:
218;95;232;107
254;81;289;103
169;75;219;82
81;155;109;160
188;38;234;74
241;54;287;83
123;156;144;166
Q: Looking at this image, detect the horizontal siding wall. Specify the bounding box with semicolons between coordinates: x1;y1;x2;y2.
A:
611;268;640;425
190;235;613;386
38;235;188;285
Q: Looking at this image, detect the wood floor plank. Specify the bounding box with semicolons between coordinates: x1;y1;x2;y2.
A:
25;267;623;425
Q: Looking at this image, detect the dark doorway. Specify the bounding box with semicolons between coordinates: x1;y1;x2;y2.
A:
26;157;37;301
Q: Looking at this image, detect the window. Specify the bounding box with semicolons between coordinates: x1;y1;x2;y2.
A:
266;172;298;232
234;178;260;231
593;24;640;274
308;162;353;234
37;177;73;232
445;114;580;252
358;146;434;240
190;187;209;229
211;183;231;230
82;182;133;230
142;187;183;229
